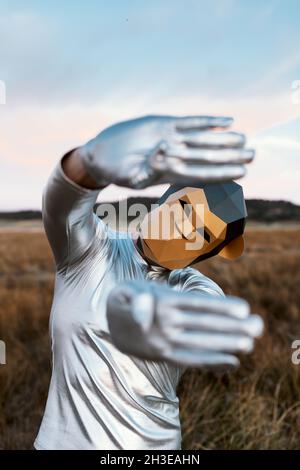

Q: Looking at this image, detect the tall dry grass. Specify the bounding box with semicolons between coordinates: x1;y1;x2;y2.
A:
0;227;300;449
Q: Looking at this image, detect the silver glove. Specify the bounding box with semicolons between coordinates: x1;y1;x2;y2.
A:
80;115;255;189
107;280;264;369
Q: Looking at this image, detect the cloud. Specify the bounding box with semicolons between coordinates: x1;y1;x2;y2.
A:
0;1;300;209
1;0;299;109
1;96;299;210
243;117;300;204
251;135;300;152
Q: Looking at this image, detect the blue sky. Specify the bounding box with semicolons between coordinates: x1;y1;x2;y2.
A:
0;0;300;209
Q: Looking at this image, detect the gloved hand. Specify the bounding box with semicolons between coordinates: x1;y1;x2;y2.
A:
80;115;254;189
106;280;264;369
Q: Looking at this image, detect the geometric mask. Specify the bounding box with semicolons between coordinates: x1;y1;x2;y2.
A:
137;181;247;270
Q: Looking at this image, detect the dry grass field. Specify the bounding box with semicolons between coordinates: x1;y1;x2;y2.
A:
0;224;300;449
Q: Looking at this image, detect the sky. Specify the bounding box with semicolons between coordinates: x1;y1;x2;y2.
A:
0;0;300;210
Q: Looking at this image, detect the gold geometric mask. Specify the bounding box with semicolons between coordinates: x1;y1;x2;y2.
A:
137;181;247;270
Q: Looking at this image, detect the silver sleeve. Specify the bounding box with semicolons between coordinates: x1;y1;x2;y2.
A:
167;267;225;297
42;154;104;273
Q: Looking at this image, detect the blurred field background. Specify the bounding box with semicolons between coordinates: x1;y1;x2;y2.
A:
0;222;300;449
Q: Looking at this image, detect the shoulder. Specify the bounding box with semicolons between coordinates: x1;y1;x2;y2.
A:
167;266;225;297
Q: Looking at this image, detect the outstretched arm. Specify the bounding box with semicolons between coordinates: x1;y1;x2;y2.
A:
106;279;264;370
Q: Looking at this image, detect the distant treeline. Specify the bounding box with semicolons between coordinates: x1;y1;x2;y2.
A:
245;199;300;222
1;198;300;223
0;210;43;220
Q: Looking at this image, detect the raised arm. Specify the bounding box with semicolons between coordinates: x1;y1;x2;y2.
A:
45;114;254;272
42;149;103;272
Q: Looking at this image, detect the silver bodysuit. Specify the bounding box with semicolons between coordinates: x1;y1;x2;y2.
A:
34;160;224;450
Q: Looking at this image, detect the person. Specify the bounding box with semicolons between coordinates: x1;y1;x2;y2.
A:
34;115;263;450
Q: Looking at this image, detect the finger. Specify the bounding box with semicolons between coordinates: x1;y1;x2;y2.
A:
174;130;246;149
164;145;254;164
174;116;233;130
165;349;240;369
174;312;264;338
173;294;250;319
157;161;247;182
172;331;254;353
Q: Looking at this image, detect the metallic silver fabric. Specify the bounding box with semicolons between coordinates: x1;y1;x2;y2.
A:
107;280;263;369
81;115;254;189
34;161;225;450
